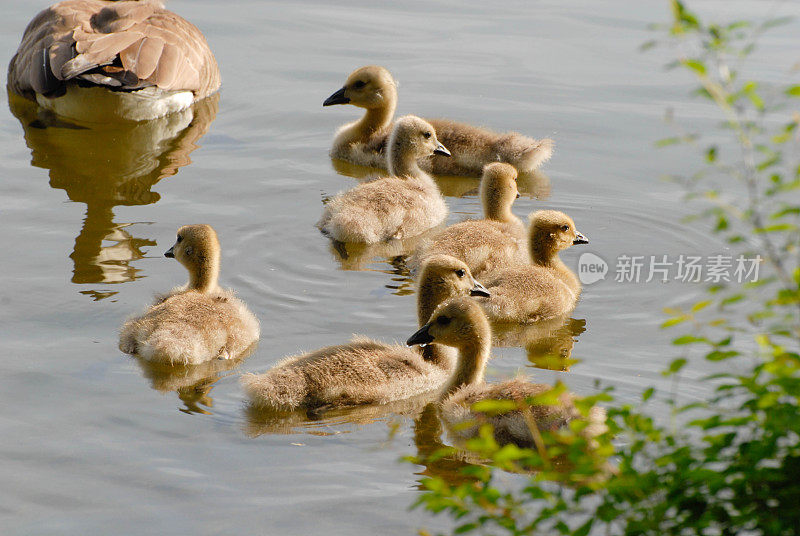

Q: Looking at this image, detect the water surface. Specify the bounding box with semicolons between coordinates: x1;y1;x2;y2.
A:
1;1;796;534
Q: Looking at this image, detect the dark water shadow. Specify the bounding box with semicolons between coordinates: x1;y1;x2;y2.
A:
8;91;219;300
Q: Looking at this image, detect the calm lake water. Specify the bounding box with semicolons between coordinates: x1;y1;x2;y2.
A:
1;1;796;534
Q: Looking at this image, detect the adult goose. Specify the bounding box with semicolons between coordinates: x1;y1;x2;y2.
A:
8;0;220;121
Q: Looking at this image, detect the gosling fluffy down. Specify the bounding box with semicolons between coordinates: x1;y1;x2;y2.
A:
317;115;449;244
324;65;554;176
119;225;260;365
407;298;606;448
479;210;588;323
411;162;527;277
240;255;490;411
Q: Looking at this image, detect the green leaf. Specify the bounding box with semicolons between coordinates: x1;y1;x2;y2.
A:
682;59;707;75
656;136;681;147
786;85;800;97
661;316;688;328
664;358;688;376
673;335;707;345
706;350;739;361
756;153;780;171
746;88;765;110
755;223;797;233
471;399;517;414
574;519;594;536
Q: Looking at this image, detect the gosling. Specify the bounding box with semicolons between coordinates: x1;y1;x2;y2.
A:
240;255;490;411
8;0;220;121
407;298;606;448
324;65;553;176
119;225;260;365
410;162;527;277
479;210;588;323
317;115;450;244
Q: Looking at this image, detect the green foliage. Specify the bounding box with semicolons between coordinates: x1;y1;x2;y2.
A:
407;2;800;534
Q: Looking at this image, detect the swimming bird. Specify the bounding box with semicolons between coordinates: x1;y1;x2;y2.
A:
240;255;490;412
324;65;553;176
8;0;220;121
410;162;527;277
317;115;450;244
119;224;260;365
406;297;606;448
479;210;588;323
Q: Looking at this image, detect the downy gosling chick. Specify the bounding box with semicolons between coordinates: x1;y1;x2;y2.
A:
410;162;527;277
8;0;220;121
479;210;588;323
317;115;450;244
119;225;260;365
324;65;553;176
240;255;490;411
407;298;606;448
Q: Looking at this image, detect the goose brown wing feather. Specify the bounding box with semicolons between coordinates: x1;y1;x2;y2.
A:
8;0;219;98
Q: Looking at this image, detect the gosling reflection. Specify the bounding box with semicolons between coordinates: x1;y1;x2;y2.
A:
411;403;478;488
8;92;219;298
492;317;587;371
72;219;154;287
331;157;551;200
134;350;249;415
243;393;432;437
324;227;440;295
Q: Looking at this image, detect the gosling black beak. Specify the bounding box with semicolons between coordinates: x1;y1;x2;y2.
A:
407;323;434;347
573;231;589;245
433;143;451;157
516;193;521;199
164;246;175;258
470;280;490;297
323;87;349;106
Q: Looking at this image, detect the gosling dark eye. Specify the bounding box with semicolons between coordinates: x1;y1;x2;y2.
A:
455;269;465;278
352;80;366;89
560;225;569;232
176;235;183;243
423;131;432;139
436;316;451;326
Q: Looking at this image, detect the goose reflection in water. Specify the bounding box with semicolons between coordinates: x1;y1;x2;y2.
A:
331;157;552;200
134;344;252;415
411;402;477;488
492;316;587;372
8;92;219;299
323;227;440;296
243;392;433;437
